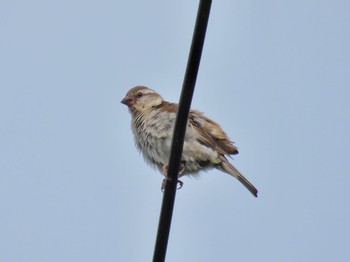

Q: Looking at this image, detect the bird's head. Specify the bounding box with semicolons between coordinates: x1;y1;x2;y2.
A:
121;86;163;114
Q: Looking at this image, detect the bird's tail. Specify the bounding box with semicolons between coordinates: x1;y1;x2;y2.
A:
218;160;258;197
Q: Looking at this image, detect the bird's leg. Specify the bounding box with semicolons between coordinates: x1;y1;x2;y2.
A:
161;164;185;191
161;165;169;191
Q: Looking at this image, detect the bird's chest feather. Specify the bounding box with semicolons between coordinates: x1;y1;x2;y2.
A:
132;111;176;166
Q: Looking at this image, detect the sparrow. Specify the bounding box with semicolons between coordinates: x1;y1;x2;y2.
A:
121;86;258;197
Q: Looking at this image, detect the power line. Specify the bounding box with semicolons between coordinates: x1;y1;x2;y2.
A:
152;1;212;261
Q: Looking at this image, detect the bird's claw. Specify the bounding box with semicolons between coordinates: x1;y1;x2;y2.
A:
161;163;185;191
161;178;183;192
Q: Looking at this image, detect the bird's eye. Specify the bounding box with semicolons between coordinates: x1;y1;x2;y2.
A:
136;92;143;98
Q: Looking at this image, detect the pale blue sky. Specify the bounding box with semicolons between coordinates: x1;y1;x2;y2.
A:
1;1;350;261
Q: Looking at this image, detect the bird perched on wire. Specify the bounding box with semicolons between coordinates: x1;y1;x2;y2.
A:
121;86;258;197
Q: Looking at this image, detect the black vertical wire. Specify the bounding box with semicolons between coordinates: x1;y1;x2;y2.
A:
152;1;212;261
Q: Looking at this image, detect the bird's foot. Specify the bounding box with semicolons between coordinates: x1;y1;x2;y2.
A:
161;178;183;192
161;164;185;192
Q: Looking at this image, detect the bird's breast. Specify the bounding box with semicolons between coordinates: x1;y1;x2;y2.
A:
132;110;176;167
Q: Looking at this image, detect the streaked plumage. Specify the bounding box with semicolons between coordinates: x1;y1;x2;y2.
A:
121;86;258;197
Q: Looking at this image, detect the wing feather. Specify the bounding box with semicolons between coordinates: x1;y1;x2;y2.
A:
188;110;239;156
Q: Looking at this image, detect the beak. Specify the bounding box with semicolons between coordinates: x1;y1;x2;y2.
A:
121;96;134;106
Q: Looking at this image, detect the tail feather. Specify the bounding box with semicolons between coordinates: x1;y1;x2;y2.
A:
219;160;258;197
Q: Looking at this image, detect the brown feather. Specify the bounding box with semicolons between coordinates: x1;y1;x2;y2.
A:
156;101;239;156
155;101;178;113
189;110;239;156
156;102;238;156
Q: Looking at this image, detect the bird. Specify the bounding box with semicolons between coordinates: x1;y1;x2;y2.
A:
121;86;258;197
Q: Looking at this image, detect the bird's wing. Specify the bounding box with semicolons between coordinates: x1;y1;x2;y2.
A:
188;110;239;156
